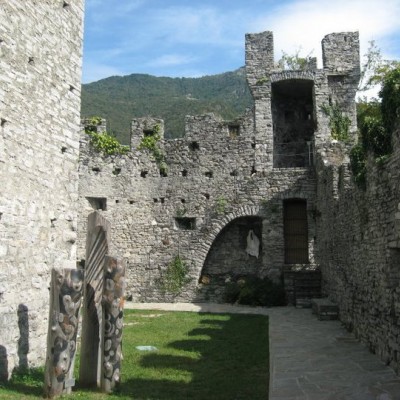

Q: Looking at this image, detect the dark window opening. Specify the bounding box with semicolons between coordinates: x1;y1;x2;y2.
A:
61;146;67;153
86;197;107;211
153;198;159;203
182;169;188;177
160;198;165;204
1;119;6;128
203;193;210;200
113;168;121;176
251;165;257;175
228;125;240;138
115;200;120;204
160;168;167;177
63;1;70;8
205;171;213;178
284;199;308;264
189;141;200;151
129;200;134;204
28;57;35;65
272;79;314;168
175;217;196;230
143;129;154;137
77;259;85;269
181;198;186;204
230;170;238;177
141;171;148;178
92;167;101;173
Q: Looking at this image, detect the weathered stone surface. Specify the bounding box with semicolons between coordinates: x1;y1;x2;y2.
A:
77;31;358;306
0;1;84;378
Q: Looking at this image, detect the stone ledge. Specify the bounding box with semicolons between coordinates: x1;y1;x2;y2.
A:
311;298;339;320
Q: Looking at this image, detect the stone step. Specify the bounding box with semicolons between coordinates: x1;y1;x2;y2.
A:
311;298;339;320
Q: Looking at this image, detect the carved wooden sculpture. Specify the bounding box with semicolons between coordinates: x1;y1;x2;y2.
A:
44;268;84;398
102;256;125;393
79;212;125;393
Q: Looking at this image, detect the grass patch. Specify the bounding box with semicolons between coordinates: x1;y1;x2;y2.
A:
0;310;269;399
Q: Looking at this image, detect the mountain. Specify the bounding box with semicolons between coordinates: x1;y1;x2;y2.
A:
81;67;253;144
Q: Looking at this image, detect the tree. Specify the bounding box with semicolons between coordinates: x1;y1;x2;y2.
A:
276;48;314;71
358;40;400;94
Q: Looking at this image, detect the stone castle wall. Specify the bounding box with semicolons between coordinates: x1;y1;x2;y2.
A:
78;114;317;302
0;1;84;378
316;132;400;374
78;31;359;304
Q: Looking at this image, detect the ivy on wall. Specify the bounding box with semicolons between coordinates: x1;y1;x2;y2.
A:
161;255;191;294
138;124;168;174
321;102;351;142
85;116;128;156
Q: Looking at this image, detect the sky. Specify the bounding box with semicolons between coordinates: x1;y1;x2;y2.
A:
82;0;400;84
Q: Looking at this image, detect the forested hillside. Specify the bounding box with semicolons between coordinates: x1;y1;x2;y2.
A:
81;67;253;144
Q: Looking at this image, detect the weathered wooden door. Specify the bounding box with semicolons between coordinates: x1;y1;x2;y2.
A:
284;199;309;264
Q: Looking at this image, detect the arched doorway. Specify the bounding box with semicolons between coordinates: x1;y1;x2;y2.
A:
197;216;263;302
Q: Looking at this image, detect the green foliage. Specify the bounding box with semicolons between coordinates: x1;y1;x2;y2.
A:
161;255;191;294
175;206;187;217
349;144;366;188
81;68;253;143
277;49;314;70
138;124;167;173
256;76;269;86
321;103;351;142
351;65;400;188
85;128;129;156
360;116;391;157
87;115;102;125
359;40;400;93
224;275;287;307
380;66;400;134
356;99;381;127
215;196;228;215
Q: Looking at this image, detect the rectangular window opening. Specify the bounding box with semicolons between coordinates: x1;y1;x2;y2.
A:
86;197;107;211
175;217;196;230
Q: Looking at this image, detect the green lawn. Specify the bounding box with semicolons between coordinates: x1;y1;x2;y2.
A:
0;310;269;399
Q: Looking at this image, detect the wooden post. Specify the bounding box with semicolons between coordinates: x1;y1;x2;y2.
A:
44;268;84;398
101;256;125;393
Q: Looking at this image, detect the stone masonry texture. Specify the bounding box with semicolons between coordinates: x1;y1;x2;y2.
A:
78;32;358;307
0;1;84;378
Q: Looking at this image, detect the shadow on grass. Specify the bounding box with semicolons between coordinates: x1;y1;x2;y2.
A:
0;367;44;397
0;313;268;400
121;313;269;400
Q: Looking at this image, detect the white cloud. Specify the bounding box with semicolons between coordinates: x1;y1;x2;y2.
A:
148;54;197;68
150;6;243;47
251;0;400;65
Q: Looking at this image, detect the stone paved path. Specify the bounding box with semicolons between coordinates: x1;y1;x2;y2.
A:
126;302;400;400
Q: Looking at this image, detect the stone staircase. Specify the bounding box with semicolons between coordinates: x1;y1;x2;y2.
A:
283;266;322;307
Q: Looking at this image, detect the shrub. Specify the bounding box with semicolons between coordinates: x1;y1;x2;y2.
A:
321;102;351;142
161;255;191;294
224;275;287;307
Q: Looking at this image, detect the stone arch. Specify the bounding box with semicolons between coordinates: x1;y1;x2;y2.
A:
194;205;261;282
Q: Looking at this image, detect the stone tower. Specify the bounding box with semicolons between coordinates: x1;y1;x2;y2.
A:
0;1;84;378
